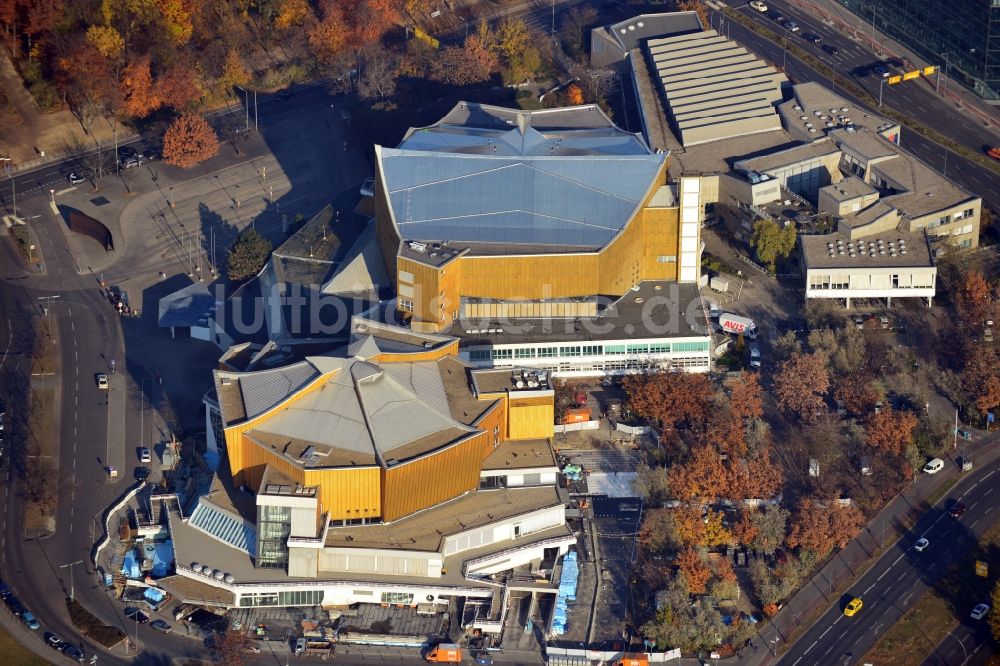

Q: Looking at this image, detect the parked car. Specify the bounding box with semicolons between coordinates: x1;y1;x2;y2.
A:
956;427;973;440
949;502;967;519
0;581;10;600
922;458;944;474
843;597;863;617
96;373;109;389
134;466;151;481
748;0;767;11
765;9;783;20
124;606;149;623
821;44;841;56
971;603;990;620
139;447;151;463
781;19;800;31
67;171;87;185
988;147;1000;160
22;611;40;630
63;645;85;662
45;633;64;649
801;32;821;43
151;619;173;634
142;149;160;162
914;537;929;552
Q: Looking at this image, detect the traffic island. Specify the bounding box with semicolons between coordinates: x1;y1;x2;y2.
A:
3;216;45;273
66;598;127;649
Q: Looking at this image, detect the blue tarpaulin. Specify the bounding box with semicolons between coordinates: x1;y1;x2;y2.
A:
551;552;579;635
143;540;174;578
121;553;140;579
144;587;165;604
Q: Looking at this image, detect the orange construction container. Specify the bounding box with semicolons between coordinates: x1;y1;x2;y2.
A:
426;644;462;663
561;408;591;424
616;654;650;666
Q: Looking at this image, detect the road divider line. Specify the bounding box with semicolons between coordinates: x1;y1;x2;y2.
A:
892;553;904;565
819;627;832;639
986;487;994;496
804;641;817;655
878;568;890;581
864;582;876;594
902;592;913;606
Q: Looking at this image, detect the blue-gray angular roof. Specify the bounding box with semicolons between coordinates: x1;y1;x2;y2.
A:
377;103;667;251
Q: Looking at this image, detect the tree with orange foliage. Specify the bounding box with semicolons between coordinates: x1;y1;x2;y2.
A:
833;377;882;417
431;35;497;85
865;407;918;456
955;269;996;328
963;345;1000;414
725;450;783;502
676;548;712;594
276;0;315;30
677;0;709;29
729;371;763;421
157;0;194;45
162;113;219;167
565;83;584;105
773;352;829;422
309;4;351;62
119;57;159;119
623;370;712;431
670;505;707;549
668;445;728;502
703;509;733;547
786;498;864;557
157;62;200;110
706;402;747;460
731;506;758;546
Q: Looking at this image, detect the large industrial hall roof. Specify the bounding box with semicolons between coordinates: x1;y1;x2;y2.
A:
645;29;786;147
376;102;667;250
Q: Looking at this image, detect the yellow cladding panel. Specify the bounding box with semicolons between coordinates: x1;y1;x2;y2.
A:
509;396;553;407
642;207;680;281
460;253;601;301
509;404;555;440
304;467;382;521
231;434;382;520
382;434;488;521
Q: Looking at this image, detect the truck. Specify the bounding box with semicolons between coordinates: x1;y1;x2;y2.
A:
710;276;730;293
426;643;462;663
294;638;334;659
719;313;758;339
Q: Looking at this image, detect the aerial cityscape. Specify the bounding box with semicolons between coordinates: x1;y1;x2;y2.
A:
0;0;999;664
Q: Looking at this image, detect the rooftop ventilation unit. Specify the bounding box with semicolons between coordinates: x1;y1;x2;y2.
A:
408;241;427;252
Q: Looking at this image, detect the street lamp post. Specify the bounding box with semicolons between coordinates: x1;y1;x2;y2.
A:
1;159;15;218
60;560;84;600
879;77;885;106
49;189;55;205
235;185;240;209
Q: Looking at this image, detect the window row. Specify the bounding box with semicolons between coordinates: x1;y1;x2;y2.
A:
469;340;709;361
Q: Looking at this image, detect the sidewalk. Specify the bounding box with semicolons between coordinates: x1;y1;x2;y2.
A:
738;430;1000;666
785;0;1000;134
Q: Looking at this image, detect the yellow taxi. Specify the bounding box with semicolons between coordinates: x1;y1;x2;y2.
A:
844;598;863;617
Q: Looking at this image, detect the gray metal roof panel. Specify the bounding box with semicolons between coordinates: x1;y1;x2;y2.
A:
381;150;664;248
237;362;320;419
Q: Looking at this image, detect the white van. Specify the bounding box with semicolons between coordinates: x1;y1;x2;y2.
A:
922;458;945;474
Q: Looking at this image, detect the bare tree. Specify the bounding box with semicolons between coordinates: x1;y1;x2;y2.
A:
358;48;398;102
576;66;617;106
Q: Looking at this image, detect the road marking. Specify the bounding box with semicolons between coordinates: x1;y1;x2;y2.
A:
824;643;835;656
902;591;913;606
864;582;876;594
839;629;849;640
878;568;891;581
883;585;893;595
898;571;907;581
820;627;832;639
971;519;980;527
986;487;994;496
970;501;979;510
892;553;905;565
792;657;804;666
804;641;817;655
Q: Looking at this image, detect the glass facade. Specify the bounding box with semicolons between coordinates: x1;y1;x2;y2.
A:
239;590;324;607
840;0;1000;100
256;505;291;569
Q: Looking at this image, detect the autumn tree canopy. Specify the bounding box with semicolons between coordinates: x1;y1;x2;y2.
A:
773;352;830;422
162;112;219;167
954;269;996;328
865;407;918;456
786;498;864;558
623;370;712;431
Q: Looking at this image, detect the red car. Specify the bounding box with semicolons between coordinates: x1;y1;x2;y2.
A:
988;147;1000;160
949;502;967;519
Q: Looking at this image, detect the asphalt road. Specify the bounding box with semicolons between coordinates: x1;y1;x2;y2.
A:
776;464;1000;666
716;0;1000;212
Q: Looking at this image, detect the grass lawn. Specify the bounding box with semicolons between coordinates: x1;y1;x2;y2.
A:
0;625;47;665
864;517;1000;664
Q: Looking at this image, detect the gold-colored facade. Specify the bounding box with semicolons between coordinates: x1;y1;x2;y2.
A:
381;160;681;333
221;348;553;524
